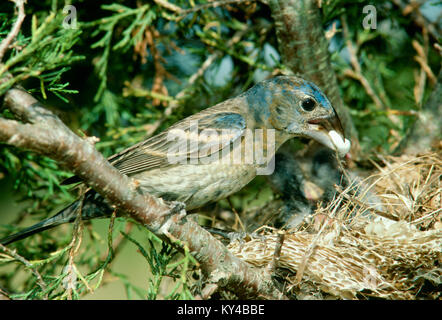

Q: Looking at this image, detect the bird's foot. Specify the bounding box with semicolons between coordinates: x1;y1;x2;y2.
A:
168;200;186;215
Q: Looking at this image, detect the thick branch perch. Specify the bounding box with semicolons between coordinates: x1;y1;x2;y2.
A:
1;87;172;231
0;87;282;299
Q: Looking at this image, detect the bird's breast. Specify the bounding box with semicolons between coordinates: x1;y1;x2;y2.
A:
133;163;257;210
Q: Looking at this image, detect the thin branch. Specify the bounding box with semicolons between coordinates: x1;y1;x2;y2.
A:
153;0;184;14
65;195;87;300
179;0;252;17
399;70;442;154
341;15;384;111
155;0;255;20
99;221;133;263
0;243;48;298
0;0;26;63
0;287;10;300
412;39;437;87
142;28;248;137
392;0;441;43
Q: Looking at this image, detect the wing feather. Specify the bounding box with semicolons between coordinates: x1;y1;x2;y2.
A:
112;111;246;175
61;106;246;184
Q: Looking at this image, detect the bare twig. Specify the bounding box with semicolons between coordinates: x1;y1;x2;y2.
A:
338;187;400;222
99;221;133;263
142;28;248;137
0;0;26;63
153;0;184;14
341;16;384;111
412;37;437;86
324;21;338;41
414;55;437;86
0;243;48;298
179;0;252;17
145;27;172;107
411;19;431;107
392;0;441;43
64;196;89;300
155;0;255;20
0;287;10;300
434;43;442;56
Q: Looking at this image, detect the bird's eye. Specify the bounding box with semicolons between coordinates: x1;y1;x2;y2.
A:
301;98;316;111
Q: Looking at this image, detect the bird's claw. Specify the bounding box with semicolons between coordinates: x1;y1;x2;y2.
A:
168;201;186;215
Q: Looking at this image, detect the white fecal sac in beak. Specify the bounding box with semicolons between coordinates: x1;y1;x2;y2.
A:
328;130;351;156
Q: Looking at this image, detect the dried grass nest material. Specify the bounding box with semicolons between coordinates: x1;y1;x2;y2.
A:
227;153;441;299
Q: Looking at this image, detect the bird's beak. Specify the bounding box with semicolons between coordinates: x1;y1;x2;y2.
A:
306;115;351;157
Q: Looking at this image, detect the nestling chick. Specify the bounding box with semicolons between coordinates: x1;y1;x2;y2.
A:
0;76;350;245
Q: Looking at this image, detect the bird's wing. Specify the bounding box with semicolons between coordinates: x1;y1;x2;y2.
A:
112;111;246;175
62;110;246;184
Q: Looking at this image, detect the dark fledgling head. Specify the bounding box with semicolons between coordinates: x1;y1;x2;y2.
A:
245;75;351;156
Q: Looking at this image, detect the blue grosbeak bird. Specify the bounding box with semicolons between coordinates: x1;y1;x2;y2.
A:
0;75;350;245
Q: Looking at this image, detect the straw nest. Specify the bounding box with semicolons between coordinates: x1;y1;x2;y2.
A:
227;152;441;299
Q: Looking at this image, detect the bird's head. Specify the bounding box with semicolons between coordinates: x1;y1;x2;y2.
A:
246;76;351;156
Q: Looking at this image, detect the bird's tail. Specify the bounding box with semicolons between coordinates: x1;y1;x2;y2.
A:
0;201;82;245
0;191;111;245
